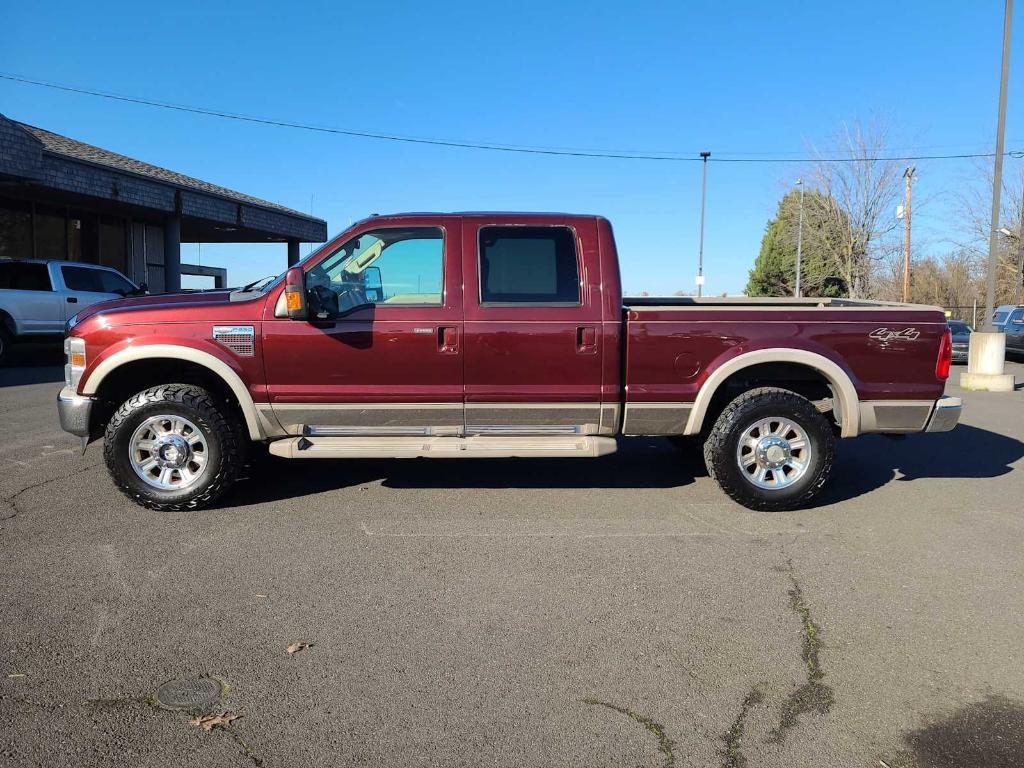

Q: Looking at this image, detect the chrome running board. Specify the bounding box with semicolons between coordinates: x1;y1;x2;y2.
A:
267;434;618;459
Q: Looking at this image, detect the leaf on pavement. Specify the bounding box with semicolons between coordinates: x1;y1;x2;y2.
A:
286;642;314;656
189;711;240;731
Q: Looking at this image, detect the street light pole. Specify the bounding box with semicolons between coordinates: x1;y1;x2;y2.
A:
795;179;804;298
697;151;710;298
963;0;1016;392
983;0;1014;331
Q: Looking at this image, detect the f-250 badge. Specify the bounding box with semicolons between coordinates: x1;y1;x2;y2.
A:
869;327;920;342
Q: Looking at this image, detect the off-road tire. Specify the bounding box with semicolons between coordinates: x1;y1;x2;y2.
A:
703;387;835;511
103;384;244;511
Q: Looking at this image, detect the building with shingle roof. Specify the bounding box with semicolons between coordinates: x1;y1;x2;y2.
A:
0;113;327;291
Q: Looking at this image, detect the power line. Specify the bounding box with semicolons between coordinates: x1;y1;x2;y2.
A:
1;72;1021;164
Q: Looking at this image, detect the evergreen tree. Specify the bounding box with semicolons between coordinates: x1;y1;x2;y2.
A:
746;190;849;297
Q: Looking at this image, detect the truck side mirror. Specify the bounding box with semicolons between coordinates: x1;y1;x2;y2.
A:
284;267;308;320
363;265;383;303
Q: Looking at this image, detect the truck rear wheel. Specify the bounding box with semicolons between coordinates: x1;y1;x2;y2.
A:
703;387;835;511
103;384;244;511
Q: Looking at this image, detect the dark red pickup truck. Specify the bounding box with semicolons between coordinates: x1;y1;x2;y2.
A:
58;212;960;511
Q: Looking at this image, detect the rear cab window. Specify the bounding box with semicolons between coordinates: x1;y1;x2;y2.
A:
0;262;52;291
478;226;580;305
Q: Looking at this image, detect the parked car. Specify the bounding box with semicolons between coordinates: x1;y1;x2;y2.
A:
0;260;142;364
992;304;1019;331
1002;306;1024;355
947;320;971;363
57;213;960;512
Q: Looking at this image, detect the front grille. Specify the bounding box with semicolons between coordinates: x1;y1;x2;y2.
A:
213;325;255;356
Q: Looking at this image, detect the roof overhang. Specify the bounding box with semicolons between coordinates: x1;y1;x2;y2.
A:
0;114;327;244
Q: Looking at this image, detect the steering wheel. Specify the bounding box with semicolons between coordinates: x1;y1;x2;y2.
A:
308;284;339;317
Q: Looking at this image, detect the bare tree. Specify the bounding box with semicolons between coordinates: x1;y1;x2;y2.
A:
804;121;905;297
954;161;1024;304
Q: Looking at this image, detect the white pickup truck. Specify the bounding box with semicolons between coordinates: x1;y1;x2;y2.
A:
0;260;142;364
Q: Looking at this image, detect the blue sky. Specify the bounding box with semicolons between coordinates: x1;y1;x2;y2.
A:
2;0;1021;293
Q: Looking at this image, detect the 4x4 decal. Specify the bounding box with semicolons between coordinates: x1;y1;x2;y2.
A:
869;327;921;342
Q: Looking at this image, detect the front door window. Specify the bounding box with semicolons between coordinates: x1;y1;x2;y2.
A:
305;227;444;315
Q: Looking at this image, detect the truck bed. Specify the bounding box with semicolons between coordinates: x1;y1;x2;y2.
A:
623;296;936;309
620;296;948;438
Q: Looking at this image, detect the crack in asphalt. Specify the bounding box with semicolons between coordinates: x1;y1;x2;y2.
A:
767;558;835;744
583;698;677;768
719;686;764;768
0;463;99;524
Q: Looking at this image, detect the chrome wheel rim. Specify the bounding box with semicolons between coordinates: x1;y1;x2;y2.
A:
735;417;811;490
129;415;209;490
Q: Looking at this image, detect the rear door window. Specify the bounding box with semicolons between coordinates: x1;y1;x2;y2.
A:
478;226;580;304
0;262;52;291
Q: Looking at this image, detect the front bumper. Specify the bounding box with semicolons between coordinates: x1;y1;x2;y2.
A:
57;386;95;437
925;396;962;433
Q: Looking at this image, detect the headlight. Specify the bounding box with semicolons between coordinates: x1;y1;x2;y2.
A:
64;336;87;390
66;313;80;332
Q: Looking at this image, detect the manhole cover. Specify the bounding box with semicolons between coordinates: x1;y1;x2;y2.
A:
154;677;224;712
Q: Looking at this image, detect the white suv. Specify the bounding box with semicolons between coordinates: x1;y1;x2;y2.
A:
0;260;142;363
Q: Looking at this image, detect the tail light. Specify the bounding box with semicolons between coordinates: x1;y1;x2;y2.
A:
936;328;952;380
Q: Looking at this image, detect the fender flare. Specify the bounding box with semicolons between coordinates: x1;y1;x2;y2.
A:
683;348;861;438
81;344;263;440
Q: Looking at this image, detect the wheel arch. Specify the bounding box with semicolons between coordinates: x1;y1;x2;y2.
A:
0;308;15;336
684;348;861;438
82;344;263;440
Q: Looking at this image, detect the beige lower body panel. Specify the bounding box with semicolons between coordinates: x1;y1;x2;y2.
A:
259;403;463;437
622;402;693;435
858;400;935;433
260;402;611;437
268;434;618;459
465;402;605;435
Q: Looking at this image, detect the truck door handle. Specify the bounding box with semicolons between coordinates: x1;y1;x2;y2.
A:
438;326;459;354
576;325;597;353
66;297;78;304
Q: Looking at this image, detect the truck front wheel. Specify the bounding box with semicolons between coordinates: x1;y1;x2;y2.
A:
103;384;244;511
703;387;835;511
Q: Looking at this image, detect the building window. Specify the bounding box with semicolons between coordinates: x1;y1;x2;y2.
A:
478;226;580;304
65;210;100;264
0;199;32;260
34;205;66;261
100;217;127;274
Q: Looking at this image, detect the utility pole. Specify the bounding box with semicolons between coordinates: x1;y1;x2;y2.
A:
983;0;1014;331
697;151;710;297
795;179;805;298
902;167;915;303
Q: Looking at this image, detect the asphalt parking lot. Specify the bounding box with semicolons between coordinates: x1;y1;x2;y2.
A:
2;345;1023;768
